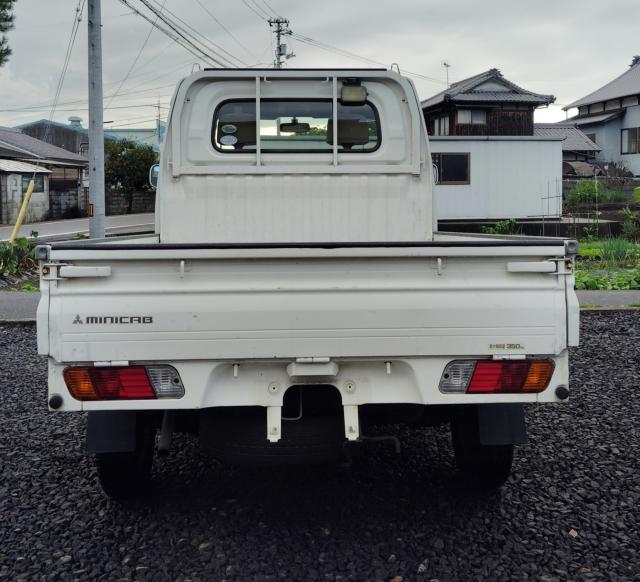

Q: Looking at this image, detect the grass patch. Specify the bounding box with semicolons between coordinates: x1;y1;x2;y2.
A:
18;282;39;292
0;238;37;276
575;268;640;290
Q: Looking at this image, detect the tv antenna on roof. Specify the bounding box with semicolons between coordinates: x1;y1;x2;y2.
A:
442;60;451;86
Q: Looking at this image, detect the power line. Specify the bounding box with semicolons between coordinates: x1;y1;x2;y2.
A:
118;0;230;67
291;33;445;84
41;0;87;145
193;0;259;61
0;83;177;113
105;0;169;110
260;0;281;17
137;0;247;66
241;0;268;20
106;117;165;128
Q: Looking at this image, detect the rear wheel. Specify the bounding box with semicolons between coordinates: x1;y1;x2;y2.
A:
94;415;156;500
450;406;514;490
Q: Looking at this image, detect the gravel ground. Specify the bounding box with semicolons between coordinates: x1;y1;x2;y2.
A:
1;312;639;581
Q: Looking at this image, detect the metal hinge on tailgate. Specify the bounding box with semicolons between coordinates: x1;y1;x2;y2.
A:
42;263;111;280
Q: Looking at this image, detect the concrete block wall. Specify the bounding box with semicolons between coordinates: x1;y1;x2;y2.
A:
106;190;155;215
1;174;50;224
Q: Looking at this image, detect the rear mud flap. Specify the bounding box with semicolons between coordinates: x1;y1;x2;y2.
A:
86;411;137;453
477;404;527;446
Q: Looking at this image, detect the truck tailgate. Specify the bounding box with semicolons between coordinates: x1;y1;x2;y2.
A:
39;242;577;362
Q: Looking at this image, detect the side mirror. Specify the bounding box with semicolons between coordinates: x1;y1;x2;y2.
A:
149;164;159;190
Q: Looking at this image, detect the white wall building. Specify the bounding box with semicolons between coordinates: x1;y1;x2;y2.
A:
430;136;563;220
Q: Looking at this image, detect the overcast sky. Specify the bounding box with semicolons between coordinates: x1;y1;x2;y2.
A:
0;0;639;129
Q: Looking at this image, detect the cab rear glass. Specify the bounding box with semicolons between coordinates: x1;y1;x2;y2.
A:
212;99;380;153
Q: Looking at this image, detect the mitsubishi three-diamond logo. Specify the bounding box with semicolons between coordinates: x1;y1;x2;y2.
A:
73;314;83;325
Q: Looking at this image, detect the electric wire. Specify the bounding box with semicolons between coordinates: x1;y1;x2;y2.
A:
291;33;445;84
250;0;272;19
192;0;259;61
41;0;87;146
260;0;281;17
144;0;245;65
241;0;268;21
105;0;169;110
0;83;177;113
135;0;248;67
118;0;229;67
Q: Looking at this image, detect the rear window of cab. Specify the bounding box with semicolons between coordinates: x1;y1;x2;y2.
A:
212;99;380;153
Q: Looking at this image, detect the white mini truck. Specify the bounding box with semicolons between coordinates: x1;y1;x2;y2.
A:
37;69;579;499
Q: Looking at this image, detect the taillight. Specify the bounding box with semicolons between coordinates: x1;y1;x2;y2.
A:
63;366;184;401
440;359;555;394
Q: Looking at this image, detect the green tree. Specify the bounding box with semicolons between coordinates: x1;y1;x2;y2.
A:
0;0;15;67
104;139;158;211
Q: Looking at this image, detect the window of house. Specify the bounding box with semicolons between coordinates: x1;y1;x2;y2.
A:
585;133;597;144
212;99;380;153
432;153;470;184
457;109;486;125
21;175;45;193
434;115;449;136
621;128;640;154
471;110;486;124
457;109;471;124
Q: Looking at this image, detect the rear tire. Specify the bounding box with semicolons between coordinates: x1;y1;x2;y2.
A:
451;406;514;490
94;415;156;500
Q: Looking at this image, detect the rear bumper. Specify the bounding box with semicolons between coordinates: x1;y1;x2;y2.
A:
47;351;570;412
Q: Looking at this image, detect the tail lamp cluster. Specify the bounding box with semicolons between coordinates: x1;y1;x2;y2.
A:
439;359;555;394
63;366;185;401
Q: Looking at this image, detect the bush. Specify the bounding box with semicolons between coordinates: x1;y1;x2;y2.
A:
567;180;630;205
568;180;598;204
0;238;37;276
480;219;520;235
622;206;640;241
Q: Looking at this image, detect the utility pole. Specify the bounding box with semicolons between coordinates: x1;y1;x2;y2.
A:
88;0;105;238
268;17;294;68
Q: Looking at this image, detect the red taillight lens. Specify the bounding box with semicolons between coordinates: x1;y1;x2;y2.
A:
64;367;155;401
466;359;554;394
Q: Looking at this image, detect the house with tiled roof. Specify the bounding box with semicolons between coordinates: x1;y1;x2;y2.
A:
422;68;555;137
563;56;640;175
0;126;88;223
421;69;562;221
534;123;600;162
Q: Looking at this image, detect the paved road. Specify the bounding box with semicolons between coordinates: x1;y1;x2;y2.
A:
0;290;637;322
0;292;40;320
577;290;640;306
0;213;154;241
